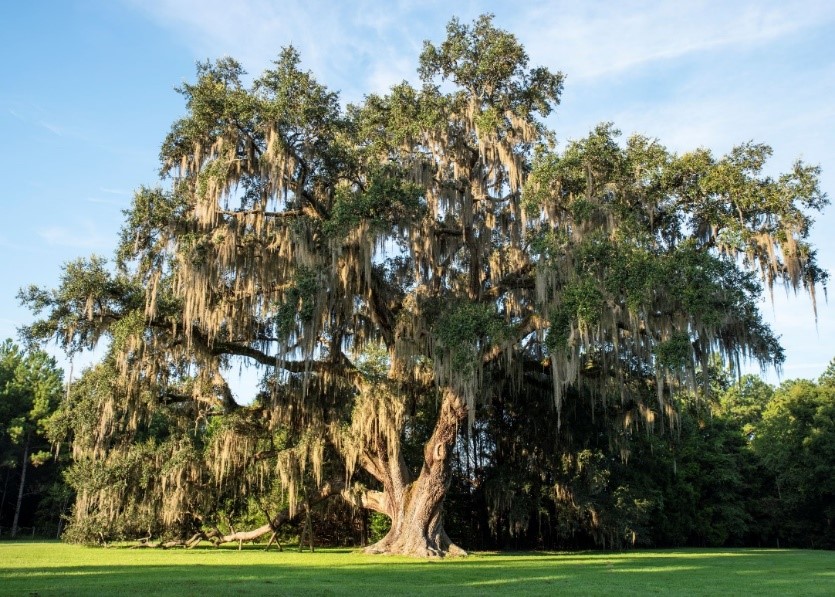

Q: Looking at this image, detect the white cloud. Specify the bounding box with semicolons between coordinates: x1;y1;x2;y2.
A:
123;0;835;109
512;0;835;81
365;55;414;95
122;0;448;100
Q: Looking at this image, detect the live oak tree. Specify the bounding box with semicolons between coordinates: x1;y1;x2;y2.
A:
21;16;827;556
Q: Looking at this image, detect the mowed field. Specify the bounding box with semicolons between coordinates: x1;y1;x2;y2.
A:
1;542;833;596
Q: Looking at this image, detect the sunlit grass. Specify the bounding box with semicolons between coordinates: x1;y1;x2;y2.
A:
1;541;833;595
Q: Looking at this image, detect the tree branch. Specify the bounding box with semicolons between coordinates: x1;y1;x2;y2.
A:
483;264;535;300
208;479;344;546
216;209;302;218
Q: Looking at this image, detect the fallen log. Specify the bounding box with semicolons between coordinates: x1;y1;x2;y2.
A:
130;480;345;550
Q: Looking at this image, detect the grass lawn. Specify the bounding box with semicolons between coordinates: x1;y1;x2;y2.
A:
1;542;833;596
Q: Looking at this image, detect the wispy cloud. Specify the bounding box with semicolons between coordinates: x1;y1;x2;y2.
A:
123;0;448;100
513;1;835;81
85;197;127;206
38;220;113;250
100;187;130;196
575;65;835;160
6;104;73;138
38;120;63;136
125;0;835;94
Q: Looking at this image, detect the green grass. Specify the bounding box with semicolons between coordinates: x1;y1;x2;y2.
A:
1;542;833;596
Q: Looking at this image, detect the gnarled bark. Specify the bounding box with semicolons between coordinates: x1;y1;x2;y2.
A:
363;389;468;557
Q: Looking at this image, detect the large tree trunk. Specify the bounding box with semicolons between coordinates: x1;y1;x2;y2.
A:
175;390;467;557
363;389;468;557
11;431;31;538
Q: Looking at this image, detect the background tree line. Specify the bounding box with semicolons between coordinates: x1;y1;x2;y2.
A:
4;337;832;550
444;363;835;550
0;340;66;538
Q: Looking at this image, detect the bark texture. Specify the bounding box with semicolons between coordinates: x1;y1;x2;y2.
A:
363;389;468;557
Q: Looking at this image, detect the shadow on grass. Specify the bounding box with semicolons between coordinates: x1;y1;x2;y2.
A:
2;547;833;596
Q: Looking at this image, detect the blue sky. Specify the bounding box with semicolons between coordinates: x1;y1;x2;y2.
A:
1;0;834;391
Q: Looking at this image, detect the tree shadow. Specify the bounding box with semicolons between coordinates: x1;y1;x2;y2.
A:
2;548;832;596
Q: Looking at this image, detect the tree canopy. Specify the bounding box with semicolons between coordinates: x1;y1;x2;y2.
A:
21;15;827;556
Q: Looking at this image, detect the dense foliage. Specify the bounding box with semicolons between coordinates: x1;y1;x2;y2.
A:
18;16;829;554
0;340;66;537
449;365;835;550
